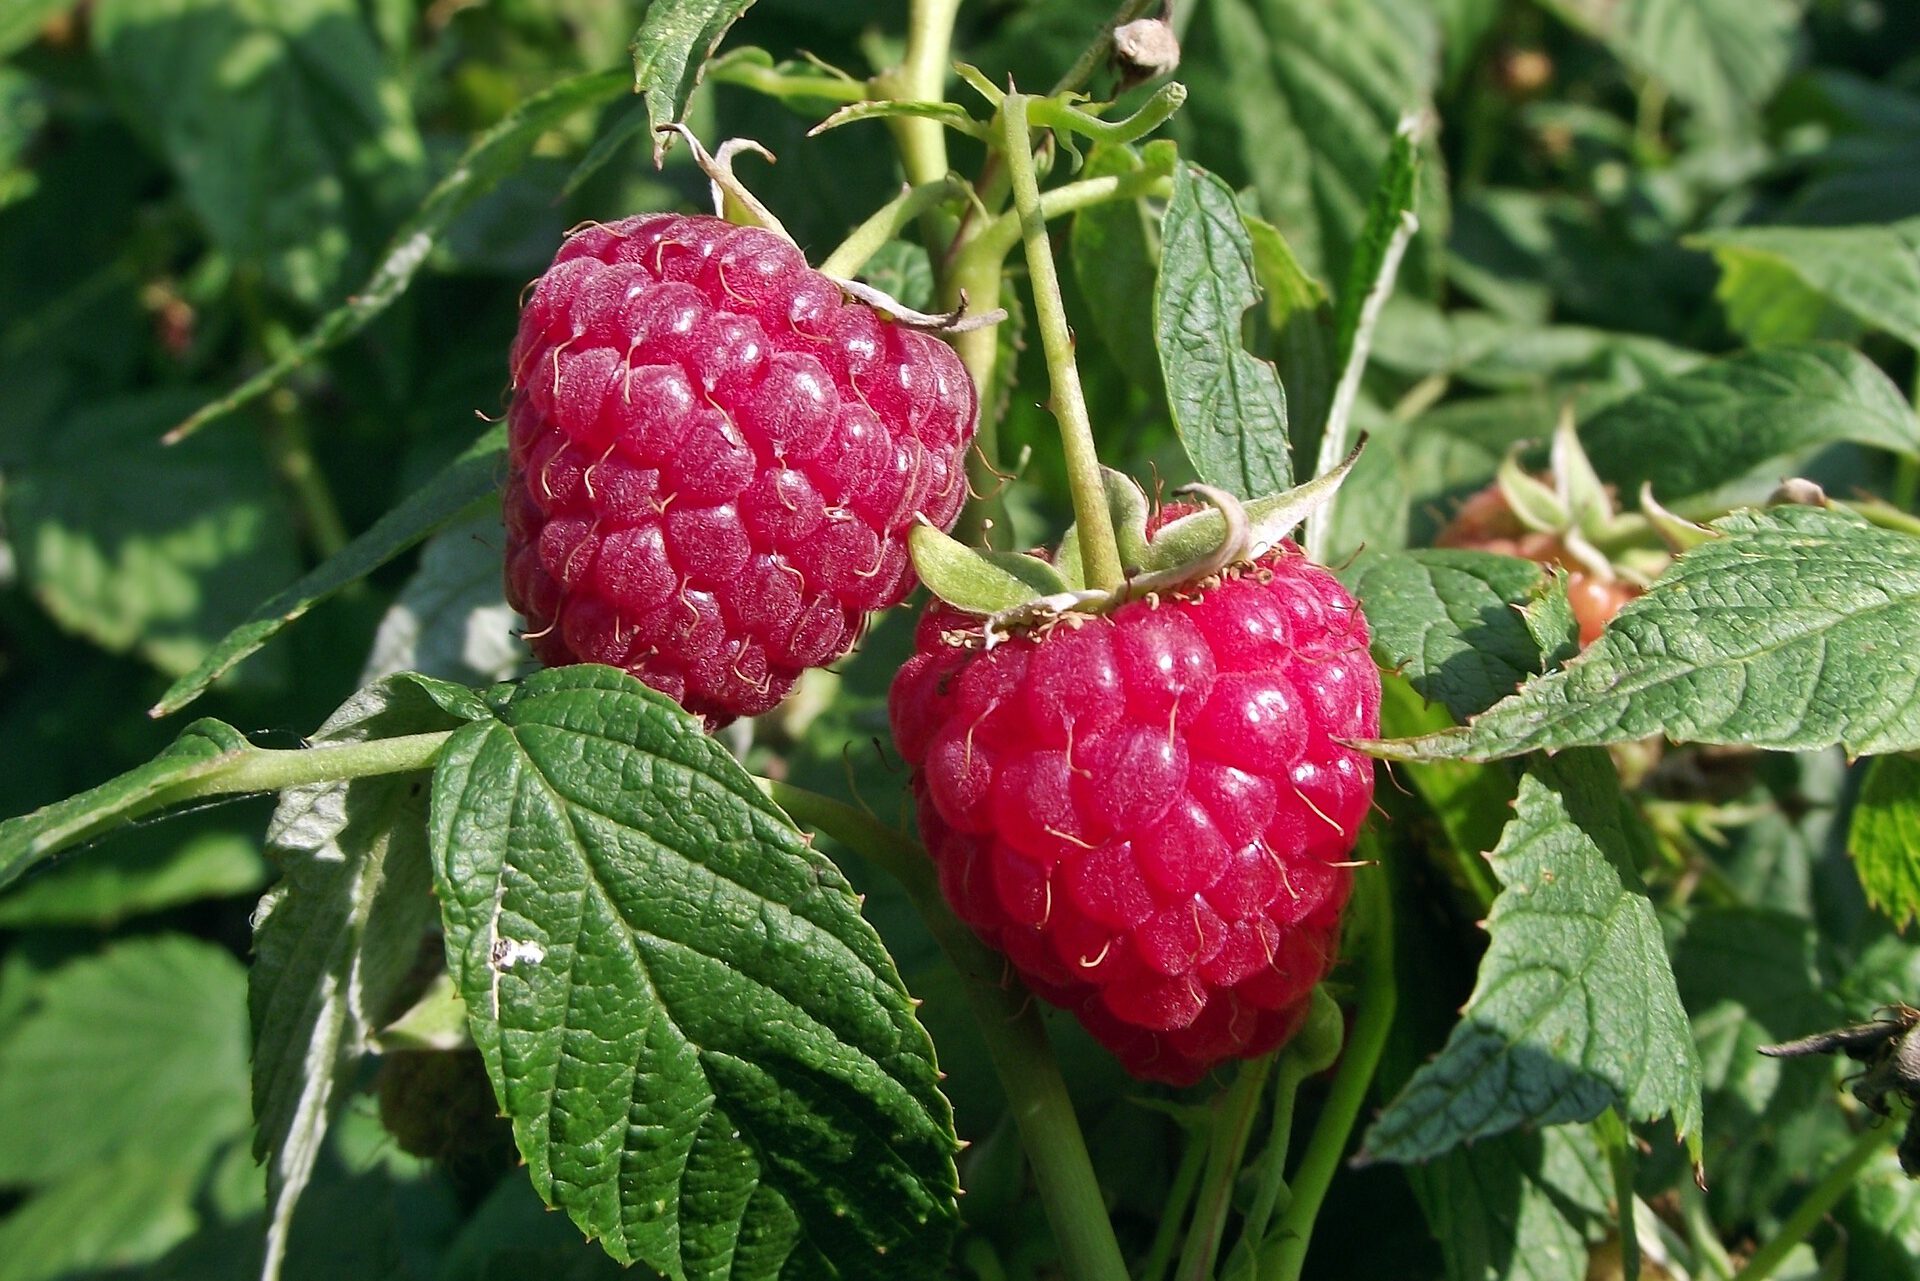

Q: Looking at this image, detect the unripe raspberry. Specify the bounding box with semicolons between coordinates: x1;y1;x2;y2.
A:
889;544;1379;1084
504;213;976;723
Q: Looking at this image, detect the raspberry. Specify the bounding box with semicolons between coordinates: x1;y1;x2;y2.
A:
1435;483;1641;646
503;213;976;723
889;543;1379;1084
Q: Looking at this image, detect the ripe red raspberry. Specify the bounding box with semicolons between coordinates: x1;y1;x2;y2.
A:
503;213;976;723
889;544;1379;1085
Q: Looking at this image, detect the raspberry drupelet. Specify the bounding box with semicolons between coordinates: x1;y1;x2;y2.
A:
889;540;1379;1085
504;212;977;724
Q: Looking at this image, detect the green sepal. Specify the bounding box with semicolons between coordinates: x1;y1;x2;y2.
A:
809;99;990;141
1057;468;1154;590
1497;446;1567;533
909;523;1071;616
1140;443;1365;576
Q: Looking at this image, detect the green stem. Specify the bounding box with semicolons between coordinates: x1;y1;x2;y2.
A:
1139;1127;1209;1281
819;177;967;278
261;393;351;560
1226;1053;1313;1273
761;781;1129;1281
999;92;1124;593
1681;1178;1736;1281
1174;1055;1275;1281
1596;1109;1641;1281
880;0;964;191
178;731;452;797
1260;874;1396;1281
1736;1122;1895;1280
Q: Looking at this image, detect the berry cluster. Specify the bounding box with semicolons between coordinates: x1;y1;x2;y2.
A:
503;213;976;723
890;544;1379;1084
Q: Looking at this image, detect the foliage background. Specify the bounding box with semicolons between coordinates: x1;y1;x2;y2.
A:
1;0;1918;1277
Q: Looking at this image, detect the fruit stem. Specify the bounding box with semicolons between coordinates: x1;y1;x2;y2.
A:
1173;1053;1274;1281
1735;1121;1895;1280
999;92;1126;594
1138;1125;1209;1281
818;176;968;280
1259;865;1397;1281
760;780;1130;1281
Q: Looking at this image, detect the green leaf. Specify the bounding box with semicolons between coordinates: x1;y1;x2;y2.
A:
0;935;250;1184
1851;753;1920;931
1202;0;1443;282
909;523;1070;616
1372;298;1703;391
1154;162;1292;496
1671;908;1850;1217
1332;119;1421;373
0;822;265;927
1578;343;1920;505
0;717;251;895
1244;214;1335;440
170;68;626;440
1371;506;1920;761
361;501;526;687
6;390;300;678
631;0;757;162
0;1151;203;1281
1344;550;1547;721
1407;1128;1610;1281
151;424;506;717
1363;752;1704;1164
428;665;958;1274
251;678;462;1279
1538;0;1798;130
1691;217;1920;352
1073;145;1164;394
92;0;425;306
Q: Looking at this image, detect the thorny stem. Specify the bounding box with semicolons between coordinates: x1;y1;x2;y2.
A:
1174;1054;1275;1281
761;781;1129;1281
1735;1121;1897;1280
999;92;1125;593
1260;871;1396;1281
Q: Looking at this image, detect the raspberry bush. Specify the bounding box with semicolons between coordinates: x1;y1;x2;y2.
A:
4;4;1920;1281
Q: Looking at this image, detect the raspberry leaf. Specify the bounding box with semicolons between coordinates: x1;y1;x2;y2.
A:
1689;218;1920;349
251;678;460;1279
910;523;1070;615
1578;343;1920;506
360;502;527;689
631;1;759;163
1344;549;1547;721
0;717;253;895
1154;161;1293;497
0;936;249;1185
1367;506;1920;761
1404;1128;1613;1281
1850;753;1920;932
151;424;505;718
1362;751;1704;1165
428;665;959;1275
93;0;426;308
171;69;627;441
